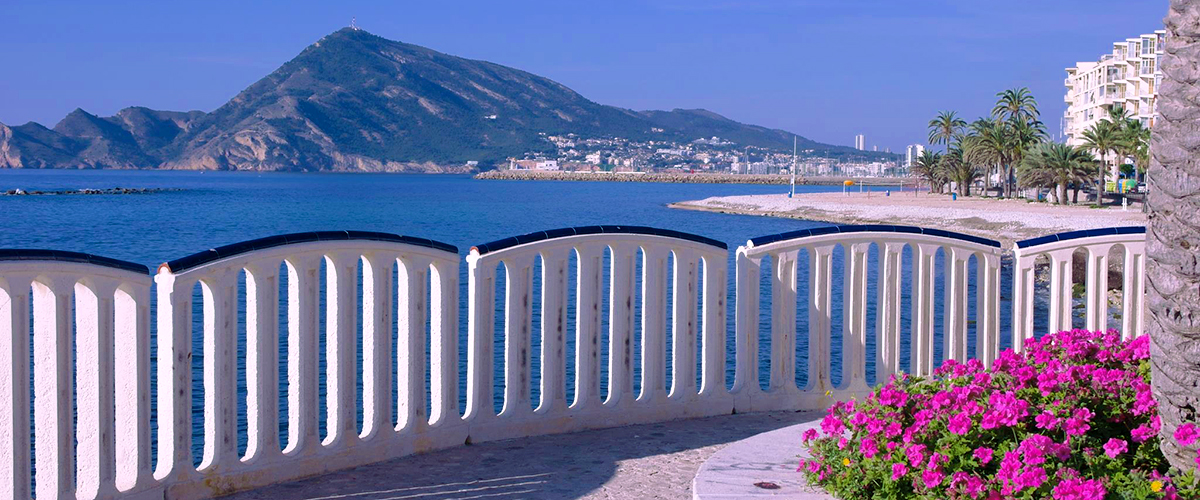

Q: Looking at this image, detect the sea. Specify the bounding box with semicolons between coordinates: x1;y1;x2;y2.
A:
0;169;1036;464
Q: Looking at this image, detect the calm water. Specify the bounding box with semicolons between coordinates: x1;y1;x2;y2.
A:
1;169;1026;464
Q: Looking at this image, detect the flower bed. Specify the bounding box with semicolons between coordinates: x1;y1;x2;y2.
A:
799;329;1200;499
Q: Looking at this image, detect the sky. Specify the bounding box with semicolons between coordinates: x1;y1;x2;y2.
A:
0;0;1169;154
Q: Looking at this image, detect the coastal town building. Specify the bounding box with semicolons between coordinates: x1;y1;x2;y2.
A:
905;144;925;167
1063;30;1164;147
854;134;865;151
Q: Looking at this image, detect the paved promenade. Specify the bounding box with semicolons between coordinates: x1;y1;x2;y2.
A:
225;411;823;500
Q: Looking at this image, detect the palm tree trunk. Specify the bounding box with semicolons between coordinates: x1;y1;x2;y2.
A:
1097;153;1107;206
1150;0;1200;471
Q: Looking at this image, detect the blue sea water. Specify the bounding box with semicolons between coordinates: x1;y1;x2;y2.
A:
0;169;1027;464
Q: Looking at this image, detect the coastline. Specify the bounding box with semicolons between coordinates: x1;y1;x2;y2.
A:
670;192;1147;248
475;169;907;186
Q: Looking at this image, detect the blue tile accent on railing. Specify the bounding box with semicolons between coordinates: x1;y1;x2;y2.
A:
0;249;149;274
471;225;728;255
1015;226;1146;249
748;224;1003;249
162;231;458;273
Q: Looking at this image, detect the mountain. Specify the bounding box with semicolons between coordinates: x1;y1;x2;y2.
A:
0;28;895;171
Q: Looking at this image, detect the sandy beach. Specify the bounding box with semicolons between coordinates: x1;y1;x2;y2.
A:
670;192;1147;248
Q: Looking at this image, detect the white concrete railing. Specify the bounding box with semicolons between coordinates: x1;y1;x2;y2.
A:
151;231;461;499
463;226;731;443
0;225;1148;499
1011;227;1146;350
0;251;152;500
733;225;1003;412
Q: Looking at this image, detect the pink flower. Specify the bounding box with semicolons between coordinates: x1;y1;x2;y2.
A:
947;413;971;435
1035;411;1060;431
1103;438;1128;459
860;437;878;458
802;428;819;442
891;462;907;480
1175;423;1199;447
973;447;994;465
1132;423;1157;443
922;468;944;489
1016;467;1047;490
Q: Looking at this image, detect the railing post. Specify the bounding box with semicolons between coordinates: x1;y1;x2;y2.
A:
605;243;637;407
876;243;904;379
808;245;834;392
325;253;360;448
33;277;75;498
397;255;431;432
976;253;1001;366
199;273;239;472
1121;243;1146;339
284;255;321;456
0;276;32;499
538;248;570;413
844;243;870;389
669;248;699;401
244;263;281;462
639;246;669;403
944;247;970;363
770;251;798;393
465;254;497;423
732;249;762;401
1011;251;1034;353
154;271;196;481
575;245;605;409
429;259;459;427
911;243;938;375
499;255;534;418
76;279;118;499
1085;245;1112;332
361;254;393;439
699;254;727;397
1048;249;1075;333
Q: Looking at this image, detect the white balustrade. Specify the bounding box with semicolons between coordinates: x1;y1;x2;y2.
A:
0;224;1147;499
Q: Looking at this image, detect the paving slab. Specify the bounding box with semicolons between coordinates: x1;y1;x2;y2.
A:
223;411;821;500
692;416;833;499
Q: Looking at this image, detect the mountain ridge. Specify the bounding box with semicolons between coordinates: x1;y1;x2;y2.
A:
0;28;895;171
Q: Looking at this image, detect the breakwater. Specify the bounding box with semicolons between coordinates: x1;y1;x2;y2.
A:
3;187;178;196
475;170;907;186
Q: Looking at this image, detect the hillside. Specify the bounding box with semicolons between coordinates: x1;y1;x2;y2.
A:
0;28;895;171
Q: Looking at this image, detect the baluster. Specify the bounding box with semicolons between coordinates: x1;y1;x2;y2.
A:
200;273;238;472
876;242;904;380
1085;245;1111;332
429;259;459;426
500;255;534;417
1;276;32;498
976;253;1001;366
575;245;605;408
732;250;762;398
76;280;117;498
770;251;798;392
362;254;393;438
944;247;970;363
639;246;669;402
911;244;938;375
1121;244;1146;339
844;243;870;388
325;253;359;447
465;257;496;421
539;248;570;413
699;254;726;397
670;248;699;400
33;277;75;498
154;272;195;480
606;243;637;406
284;255;320;455
397;255;430;431
808;245;834;392
245;264;281;461
1048;249;1075;333
1011;253;1035;353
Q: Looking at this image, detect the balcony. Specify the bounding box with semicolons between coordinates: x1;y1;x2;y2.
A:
0;225;1148;499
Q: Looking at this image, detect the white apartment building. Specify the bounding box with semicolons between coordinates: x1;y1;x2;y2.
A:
1064;30;1164;147
854;134;865;151
905;144;925;167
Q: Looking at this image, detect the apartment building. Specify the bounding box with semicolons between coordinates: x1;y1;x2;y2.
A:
1063;30;1165;147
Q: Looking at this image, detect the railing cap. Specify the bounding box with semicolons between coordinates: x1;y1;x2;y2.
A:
160;230;458;274
470;225;727;255
0;248;149;274
1015;226;1145;249
748;224;1002;249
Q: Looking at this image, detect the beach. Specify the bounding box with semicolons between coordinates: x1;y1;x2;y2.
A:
670;191;1147;248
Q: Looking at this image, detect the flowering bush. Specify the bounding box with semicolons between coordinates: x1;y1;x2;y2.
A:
799;329;1200;499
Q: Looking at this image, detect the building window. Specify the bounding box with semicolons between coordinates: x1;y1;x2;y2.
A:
1143;38;1154;55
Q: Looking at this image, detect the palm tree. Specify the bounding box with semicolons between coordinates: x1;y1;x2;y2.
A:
943;144;980;197
928;111;966;154
1148;0;1197;472
911;150;945;193
1120;119;1151;182
991;88;1044;198
1081;120;1119;206
1017;142;1094;205
966;118;1005;197
993;87;1040;125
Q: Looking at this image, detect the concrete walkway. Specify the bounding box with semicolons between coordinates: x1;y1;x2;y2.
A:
693;418;832;499
224;411;823;500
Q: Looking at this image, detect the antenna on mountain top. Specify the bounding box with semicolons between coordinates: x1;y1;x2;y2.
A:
350;17;359;30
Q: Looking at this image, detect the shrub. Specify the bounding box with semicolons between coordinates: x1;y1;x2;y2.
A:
798;329;1200;499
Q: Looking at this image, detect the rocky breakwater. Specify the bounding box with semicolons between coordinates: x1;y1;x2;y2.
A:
475;170;907;186
3;187;180;196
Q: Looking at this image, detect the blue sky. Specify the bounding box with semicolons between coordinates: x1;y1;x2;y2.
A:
0;0;1167;153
